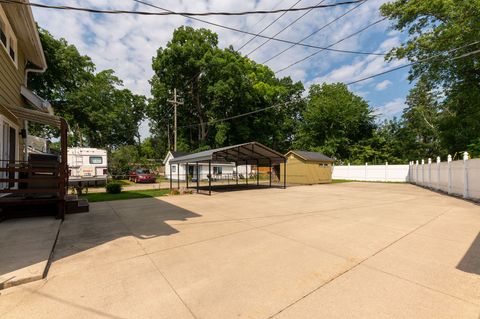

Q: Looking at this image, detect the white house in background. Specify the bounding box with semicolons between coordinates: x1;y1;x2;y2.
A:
163;151;250;181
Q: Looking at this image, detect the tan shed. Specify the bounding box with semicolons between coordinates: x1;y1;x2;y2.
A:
281;150;334;184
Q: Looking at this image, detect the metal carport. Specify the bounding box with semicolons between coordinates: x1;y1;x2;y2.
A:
169;142;287;195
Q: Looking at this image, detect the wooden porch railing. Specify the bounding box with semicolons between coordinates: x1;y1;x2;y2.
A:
0;160;68;219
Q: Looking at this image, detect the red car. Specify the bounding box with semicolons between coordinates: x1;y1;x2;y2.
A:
129;168;156;183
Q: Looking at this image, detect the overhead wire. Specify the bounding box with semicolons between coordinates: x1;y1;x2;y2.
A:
176;43;480;129
231;0;288;48
263;0;367;64
275;17;387;73
133;0;385;57
0;0;365;16
237;0;303;52
245;0;328;57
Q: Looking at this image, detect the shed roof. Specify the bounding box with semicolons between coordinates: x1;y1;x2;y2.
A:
171;151;191;158
286;150;334;162
170;142;285;165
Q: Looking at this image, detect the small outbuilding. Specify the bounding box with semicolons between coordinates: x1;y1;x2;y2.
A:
281;150;334;184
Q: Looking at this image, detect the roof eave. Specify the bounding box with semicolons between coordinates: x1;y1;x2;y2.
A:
2;1;47;70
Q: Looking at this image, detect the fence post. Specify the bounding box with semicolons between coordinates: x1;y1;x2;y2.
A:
428;158;432;188
436;156;441;190
385;161;388;182
365;162;368;181
447;154;452;194
415;160;419;184
463;151;469;199
421;159;425;185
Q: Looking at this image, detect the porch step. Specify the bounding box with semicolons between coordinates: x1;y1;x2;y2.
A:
65;196;89;214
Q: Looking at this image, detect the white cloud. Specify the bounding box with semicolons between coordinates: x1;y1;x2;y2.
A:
375;79;391;91
31;0;401;138
374;98;405;119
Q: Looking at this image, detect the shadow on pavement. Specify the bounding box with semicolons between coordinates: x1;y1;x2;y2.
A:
457;232;480;275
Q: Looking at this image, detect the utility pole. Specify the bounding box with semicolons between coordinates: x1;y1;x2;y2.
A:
168;88;183;151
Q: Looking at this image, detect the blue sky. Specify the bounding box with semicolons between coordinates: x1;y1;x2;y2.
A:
31;0;412;137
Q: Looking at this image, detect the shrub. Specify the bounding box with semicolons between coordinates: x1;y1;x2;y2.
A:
106;181;122;194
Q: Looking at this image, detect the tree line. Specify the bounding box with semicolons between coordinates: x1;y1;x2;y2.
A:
27;0;480;173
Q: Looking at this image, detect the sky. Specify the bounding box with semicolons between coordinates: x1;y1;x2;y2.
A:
31;0;412;139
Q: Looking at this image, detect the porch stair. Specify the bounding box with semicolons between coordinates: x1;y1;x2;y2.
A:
65;195;89;214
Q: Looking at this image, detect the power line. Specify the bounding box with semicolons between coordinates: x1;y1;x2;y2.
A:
177;101;296;129
176;44;480;129
246;0;328;57
345;42;480;86
275;17;387;73
0;0;365;16
133;0;385;57
231;0;288;48
263;0;367;64
237;0;303;52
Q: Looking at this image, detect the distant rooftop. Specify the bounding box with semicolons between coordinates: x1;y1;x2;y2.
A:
171;151;191;158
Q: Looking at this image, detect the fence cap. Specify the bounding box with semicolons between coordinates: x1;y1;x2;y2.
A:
448;154;452;162
428;158;432;164
437;156;441;163
463;151;469;160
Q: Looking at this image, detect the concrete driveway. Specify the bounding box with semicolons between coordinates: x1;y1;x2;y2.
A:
0;182;479;318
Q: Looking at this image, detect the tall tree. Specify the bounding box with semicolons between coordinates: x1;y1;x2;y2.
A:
148;26;304;154
381;0;480;153
294;83;375;160
28;28;146;148
399;77;444;159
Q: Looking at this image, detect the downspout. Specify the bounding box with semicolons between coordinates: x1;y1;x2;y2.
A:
23;64;47;160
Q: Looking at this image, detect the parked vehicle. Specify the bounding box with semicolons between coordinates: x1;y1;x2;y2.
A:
68;148;108;186
129;168;156;183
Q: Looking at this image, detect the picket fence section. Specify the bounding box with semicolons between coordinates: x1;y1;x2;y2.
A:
332;163;410;182
408;153;480;200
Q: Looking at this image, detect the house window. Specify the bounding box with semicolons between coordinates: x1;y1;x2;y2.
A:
0;6;17;66
89;156;103;164
213;166;223;175
0;18;6;47
171;165;176;173
8;36;16;62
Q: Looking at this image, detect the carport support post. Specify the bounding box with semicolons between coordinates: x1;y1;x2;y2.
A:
196;162;199;193
177;163;180;189
269;159;272;188
235;162;238;185
208;161;212;195
256;159;259;186
246;161;248;186
169;164;172;190
283;158;287;189
186;162;189;188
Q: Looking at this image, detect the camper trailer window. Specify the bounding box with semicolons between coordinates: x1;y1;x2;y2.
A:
213;166;223;175
89;156;103;164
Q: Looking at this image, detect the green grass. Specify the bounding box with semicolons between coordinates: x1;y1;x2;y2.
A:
82;188;171;202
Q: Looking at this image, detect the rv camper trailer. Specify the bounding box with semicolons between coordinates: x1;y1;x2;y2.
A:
68;148;108;186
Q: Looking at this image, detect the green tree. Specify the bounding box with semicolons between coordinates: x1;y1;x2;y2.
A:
148;26;304;155
381;0;480;153
398;77;444;160
28;28;146;148
67;70;146;148
294;83;375;160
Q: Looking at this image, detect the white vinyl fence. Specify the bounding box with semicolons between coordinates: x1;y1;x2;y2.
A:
332;163;410;182
408;152;480;200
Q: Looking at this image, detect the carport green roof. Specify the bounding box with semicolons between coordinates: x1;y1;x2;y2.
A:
170;142;285;165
